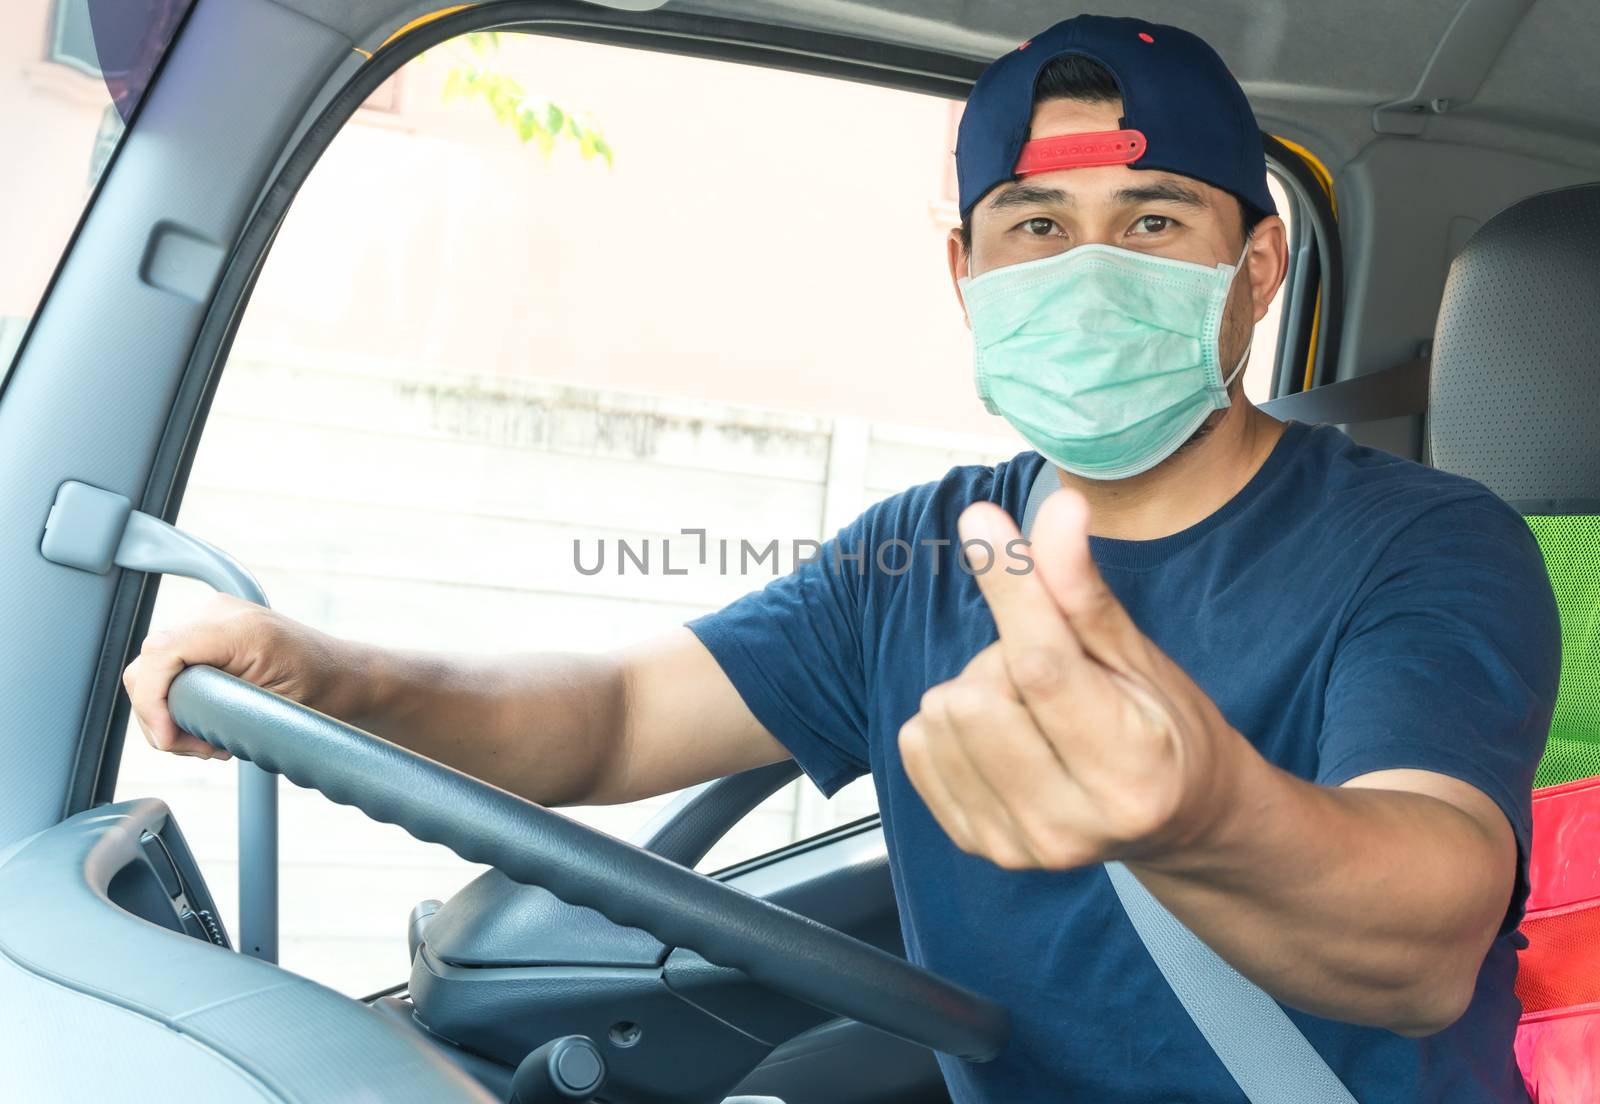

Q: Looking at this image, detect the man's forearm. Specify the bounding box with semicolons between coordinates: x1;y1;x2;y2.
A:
1130;746;1514;1035
321;627;788;810
336;646;631;808
126;606;776;800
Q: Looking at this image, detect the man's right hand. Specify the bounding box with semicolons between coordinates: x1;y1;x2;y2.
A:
123;594;363;761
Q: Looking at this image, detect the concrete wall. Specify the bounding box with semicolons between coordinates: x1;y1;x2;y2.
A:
115;355;1018;995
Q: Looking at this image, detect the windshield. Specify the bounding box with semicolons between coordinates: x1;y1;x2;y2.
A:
0;0;192;381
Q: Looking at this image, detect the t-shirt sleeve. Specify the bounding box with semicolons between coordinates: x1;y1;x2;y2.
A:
685;511;875;796
1317;491;1561;929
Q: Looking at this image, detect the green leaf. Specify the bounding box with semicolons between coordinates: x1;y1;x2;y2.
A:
515;109;539;144
486;76;525;125
438;60;614;166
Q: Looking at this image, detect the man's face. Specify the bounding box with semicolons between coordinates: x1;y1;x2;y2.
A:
950;97;1288;374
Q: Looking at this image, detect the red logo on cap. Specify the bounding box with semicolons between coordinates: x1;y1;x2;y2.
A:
1138;32;1155;43
1018;39;1032;50
1014;129;1149;176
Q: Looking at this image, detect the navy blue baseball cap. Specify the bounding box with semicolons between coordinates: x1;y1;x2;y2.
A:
955;14;1275;221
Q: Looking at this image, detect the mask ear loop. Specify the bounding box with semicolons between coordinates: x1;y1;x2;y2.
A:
1220;238;1255;391
1223;339;1252;390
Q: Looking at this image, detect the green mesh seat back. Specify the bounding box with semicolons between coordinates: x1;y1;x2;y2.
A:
1527;516;1600;787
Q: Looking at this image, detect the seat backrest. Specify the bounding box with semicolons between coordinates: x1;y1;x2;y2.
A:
1429;184;1600;1099
1430;182;1600;788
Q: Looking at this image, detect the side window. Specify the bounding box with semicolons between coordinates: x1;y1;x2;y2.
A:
1240;170;1297;403
48;0;105;75
114;32;1021;996
1258;139;1343;398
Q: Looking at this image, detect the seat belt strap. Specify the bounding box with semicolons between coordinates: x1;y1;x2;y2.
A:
1103;863;1357;1104
1020;462;1356;1104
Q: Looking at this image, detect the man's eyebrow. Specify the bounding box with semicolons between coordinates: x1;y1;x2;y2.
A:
1113;181;1209;208
987;183;1074;211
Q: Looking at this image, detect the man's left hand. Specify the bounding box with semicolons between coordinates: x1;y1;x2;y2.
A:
897;488;1256;871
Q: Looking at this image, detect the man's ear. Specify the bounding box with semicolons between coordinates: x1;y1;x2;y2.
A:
947;226;972;330
1243;214;1290;325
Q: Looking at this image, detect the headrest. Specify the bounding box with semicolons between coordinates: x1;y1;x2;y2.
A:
1429;183;1600;513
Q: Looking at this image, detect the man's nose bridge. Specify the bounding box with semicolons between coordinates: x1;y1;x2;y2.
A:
1075;229;1123;250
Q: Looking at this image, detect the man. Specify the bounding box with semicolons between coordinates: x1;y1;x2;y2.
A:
125;15;1558;1102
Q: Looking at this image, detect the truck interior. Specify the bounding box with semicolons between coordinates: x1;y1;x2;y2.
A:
1;1;1597;1101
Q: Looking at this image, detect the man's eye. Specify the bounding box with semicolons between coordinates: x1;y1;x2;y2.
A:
1132;215;1174;235
1019;217;1058;237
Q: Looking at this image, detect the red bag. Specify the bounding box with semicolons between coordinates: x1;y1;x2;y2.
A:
1515;775;1600;1101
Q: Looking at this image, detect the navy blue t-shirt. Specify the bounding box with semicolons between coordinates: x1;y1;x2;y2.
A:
688;421;1559;1102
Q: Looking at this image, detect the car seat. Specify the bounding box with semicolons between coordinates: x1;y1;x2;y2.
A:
1428;181;1600;1103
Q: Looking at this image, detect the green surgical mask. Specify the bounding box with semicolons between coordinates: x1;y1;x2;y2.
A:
960;242;1250;480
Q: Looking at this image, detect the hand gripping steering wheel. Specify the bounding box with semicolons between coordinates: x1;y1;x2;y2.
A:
166;665;1009;1062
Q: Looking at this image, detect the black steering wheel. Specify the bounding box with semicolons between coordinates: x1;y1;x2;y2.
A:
167;665;1009;1062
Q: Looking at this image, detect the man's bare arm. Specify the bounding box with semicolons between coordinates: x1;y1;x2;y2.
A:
124;596;789;807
